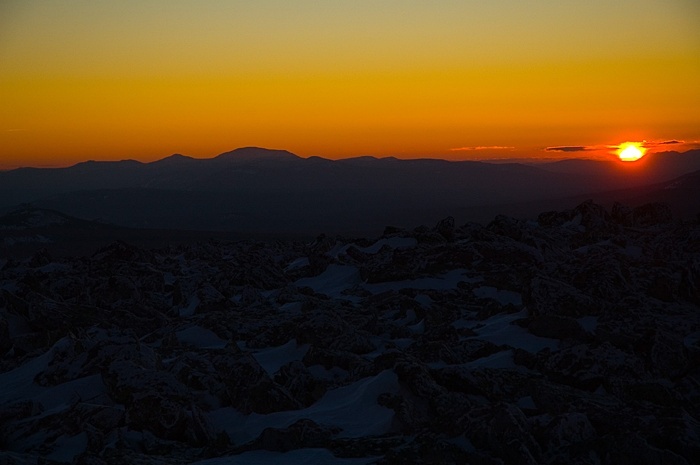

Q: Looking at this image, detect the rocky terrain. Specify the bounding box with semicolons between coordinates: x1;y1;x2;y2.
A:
1;200;699;464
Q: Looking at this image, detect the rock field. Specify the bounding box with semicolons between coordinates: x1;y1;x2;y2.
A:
1;200;699;464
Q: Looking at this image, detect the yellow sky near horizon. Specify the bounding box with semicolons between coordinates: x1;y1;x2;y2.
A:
1;0;699;168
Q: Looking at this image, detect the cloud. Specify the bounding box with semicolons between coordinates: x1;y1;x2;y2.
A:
449;146;514;151
641;139;684;148
545;146;590;152
542;139;693;155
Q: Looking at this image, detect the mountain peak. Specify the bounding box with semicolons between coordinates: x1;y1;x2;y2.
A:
214;147;299;161
151;153;195;164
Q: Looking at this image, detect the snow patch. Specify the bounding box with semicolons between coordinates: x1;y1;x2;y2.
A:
45;433;88;463
278;301;304;315
517;396;536;410
473;286;522;306
414;293;433;307
455;310;558;353
357;237;417;254
0;338;68;404
176;326;227;349
468;349;517;369
285;257;310;272
209;370;399;444
180;295;200;317
577;316;598;334
251;339;310;376
295;265;362;298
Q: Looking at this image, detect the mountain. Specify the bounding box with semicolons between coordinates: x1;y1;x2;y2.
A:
538;149;700;183
1;148;698;235
451;168;700;224
214;146;300;162
150;153;196;165
598;168;700;219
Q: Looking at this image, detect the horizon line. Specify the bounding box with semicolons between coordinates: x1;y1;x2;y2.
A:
1;145;697;171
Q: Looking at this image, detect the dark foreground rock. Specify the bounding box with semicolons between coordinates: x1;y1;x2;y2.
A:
0;201;698;464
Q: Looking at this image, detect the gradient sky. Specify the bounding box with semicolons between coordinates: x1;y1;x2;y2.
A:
1;0;699;168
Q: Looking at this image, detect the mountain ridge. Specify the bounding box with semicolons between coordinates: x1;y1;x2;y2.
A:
1;148;699;235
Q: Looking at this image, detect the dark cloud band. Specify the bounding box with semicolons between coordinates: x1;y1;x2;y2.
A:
545;146;589;152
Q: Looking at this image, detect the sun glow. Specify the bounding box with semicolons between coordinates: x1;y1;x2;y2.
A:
617;142;646;162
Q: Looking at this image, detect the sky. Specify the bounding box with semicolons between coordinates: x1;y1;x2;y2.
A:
1;0;699;168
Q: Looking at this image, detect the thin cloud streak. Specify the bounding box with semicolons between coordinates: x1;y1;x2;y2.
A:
545;139;692;153
545;146;590;152
449;146;515;152
642;139;684;148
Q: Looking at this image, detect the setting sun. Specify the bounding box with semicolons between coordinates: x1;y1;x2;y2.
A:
617;142;646;162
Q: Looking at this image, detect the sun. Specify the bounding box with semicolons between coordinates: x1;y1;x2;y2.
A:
617;142;646;162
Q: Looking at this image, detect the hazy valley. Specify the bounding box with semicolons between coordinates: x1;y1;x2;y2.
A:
2;147;699;239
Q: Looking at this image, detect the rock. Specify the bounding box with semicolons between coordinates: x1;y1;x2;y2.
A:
1;202;699;464
526;315;586;340
28;248;52;268
464;403;541;465
536;412;596;451
242;419;339;453
612;202;634;226
526;276;602;317
538;209;574;228
195;283;228;313
633;203;673;226
539;342;647;392
210;351;300;414
433;365;533;402
0;314;11;356
649;330;688;378
601;432;689;465
376;433;481;465
434;216;455;241
625;381;680;407
274;361;327;407
92;240;148;263
394;358;446;399
573;200;613;233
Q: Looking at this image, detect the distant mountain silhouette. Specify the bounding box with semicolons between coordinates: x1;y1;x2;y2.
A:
1;148;698;235
214;146;300;161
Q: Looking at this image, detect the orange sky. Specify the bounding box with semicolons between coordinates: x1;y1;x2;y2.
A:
1;1;699;169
